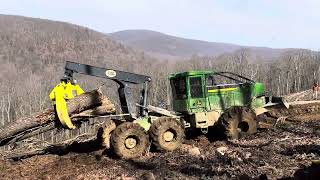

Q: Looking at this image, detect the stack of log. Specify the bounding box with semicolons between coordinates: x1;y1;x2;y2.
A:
284;89;319;102
0;89;116;147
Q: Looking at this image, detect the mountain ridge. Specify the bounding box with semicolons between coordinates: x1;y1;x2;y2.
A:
109;29;304;61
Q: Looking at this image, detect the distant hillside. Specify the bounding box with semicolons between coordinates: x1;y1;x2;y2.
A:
109;30;300;61
0;15;155;73
0;15;161;121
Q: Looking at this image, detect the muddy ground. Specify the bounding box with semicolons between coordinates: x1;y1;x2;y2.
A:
1;117;320;180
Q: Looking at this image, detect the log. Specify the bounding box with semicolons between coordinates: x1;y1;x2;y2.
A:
1;132;100;160
71;97;116;118
0;89;115;146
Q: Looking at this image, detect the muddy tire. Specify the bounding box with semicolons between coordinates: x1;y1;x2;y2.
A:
220;106;257;139
111;122;149;159
149;117;184;151
101;119;116;148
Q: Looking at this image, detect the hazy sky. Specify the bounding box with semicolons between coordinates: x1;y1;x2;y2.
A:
1;0;319;50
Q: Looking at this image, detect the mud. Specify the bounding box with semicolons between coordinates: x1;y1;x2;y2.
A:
1;117;320;180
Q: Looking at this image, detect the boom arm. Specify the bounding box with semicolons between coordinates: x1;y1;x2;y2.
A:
63;61;152;118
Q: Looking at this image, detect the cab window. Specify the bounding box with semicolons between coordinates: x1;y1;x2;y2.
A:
189;77;203;98
171;78;187;99
207;74;243;87
207;75;216;86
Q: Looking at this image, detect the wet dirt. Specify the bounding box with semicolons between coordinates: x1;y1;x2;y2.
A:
1;117;320;180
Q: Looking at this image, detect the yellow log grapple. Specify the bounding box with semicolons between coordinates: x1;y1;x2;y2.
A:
49;80;84;129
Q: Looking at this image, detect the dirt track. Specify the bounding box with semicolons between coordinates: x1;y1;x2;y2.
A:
1;117;320;180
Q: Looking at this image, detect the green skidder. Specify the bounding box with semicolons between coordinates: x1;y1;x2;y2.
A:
168;71;266;138
138;71;269;155
101;69;274;158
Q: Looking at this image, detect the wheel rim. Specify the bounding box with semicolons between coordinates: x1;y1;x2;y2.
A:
125;137;137;149
163;130;175;142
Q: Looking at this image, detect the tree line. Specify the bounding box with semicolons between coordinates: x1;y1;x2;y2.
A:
2;48;320;127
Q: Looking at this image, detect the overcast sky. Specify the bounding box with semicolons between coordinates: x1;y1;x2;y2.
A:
0;0;319;50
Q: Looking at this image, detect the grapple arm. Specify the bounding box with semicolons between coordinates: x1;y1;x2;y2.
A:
49;81;84;129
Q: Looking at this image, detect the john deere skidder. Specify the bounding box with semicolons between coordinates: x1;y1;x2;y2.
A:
51;61;280;159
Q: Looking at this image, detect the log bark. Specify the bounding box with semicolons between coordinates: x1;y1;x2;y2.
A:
0;89;115;146
1;132;100;160
71;97;116;118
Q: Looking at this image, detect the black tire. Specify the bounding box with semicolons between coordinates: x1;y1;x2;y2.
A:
219;106;257;139
149;117;185;151
101;119;116;149
111;122;149;159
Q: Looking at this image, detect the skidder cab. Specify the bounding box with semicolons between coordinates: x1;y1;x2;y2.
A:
169;71;267;139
